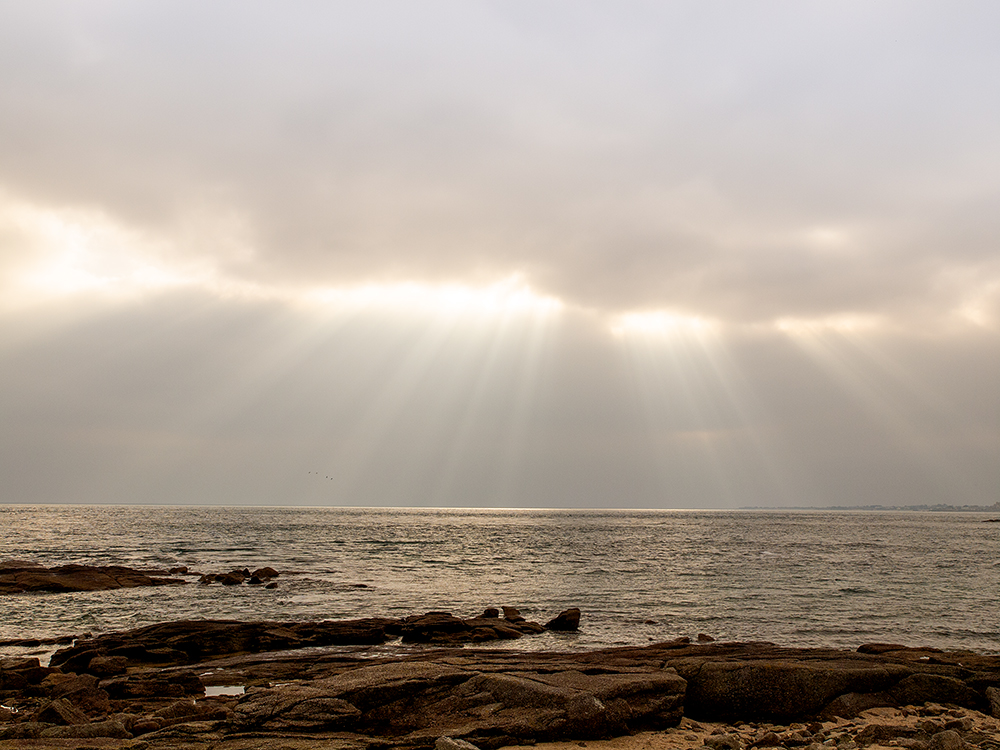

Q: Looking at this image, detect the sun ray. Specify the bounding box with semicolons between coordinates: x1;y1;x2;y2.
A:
775;320;983;504
610;309;798;506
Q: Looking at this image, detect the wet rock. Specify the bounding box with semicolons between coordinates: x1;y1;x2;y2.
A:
252;566;279;578
481;608;500;618
502;606;525;621
0;563;186;594
169;566;188;575
51;618;397;668
545;608;581;632
698;633;717;643
220;573;244;585
401;612;471;643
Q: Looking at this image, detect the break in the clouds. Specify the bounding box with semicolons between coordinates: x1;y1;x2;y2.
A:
1;2;998;508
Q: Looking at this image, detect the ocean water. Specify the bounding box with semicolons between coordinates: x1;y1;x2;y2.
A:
2;505;999;657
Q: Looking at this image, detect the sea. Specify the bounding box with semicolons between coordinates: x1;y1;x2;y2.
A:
2;505;999;660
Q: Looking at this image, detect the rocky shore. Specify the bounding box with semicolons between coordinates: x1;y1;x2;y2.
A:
2;610;999;750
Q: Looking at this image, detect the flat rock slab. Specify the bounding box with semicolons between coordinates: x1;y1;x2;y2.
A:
229;658;686;746
6;620;1000;750
0;564;186;594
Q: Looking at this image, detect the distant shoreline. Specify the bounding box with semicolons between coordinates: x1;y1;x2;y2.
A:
740;502;1000;512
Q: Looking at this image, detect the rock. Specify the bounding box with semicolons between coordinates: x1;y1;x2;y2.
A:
401;612;472;643
704;734;741;750
40;718;132;739
0;563;186;594
32;697;90;725
252;567;279;578
100;669;204;698
45;672;110;716
855;724;923;746
134;719;226;743
437;737;482;750
233;684;362;731
220;573;244;585
927;730;966;750
0;656;58;689
169;566;188;574
821;691;893;718
986;685;1000;718
88;654;129;677
698;633;716;643
481;607;500;618
0;721;50;740
265;581;278;589
681;656;911;721
502;606;525;621
229;658;684;742
545;608;582;631
889;673;983;711
152;698;231;727
51;618;397;668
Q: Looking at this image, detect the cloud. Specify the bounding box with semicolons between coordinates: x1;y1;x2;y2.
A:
1;2;999;331
1;2;998;507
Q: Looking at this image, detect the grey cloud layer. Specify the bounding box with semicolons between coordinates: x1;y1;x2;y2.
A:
3;1;999;322
2;2;999;508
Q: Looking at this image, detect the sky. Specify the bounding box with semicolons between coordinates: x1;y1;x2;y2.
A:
1;1;998;509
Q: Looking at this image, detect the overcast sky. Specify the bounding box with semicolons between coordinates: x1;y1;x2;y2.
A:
1;1;998;508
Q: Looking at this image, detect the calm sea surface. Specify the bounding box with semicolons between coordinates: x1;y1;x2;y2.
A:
2;506;998;657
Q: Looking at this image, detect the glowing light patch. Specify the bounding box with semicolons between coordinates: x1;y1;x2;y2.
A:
1;197;562;319
610;311;716;338
3;198;203;305
305;276;562;317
